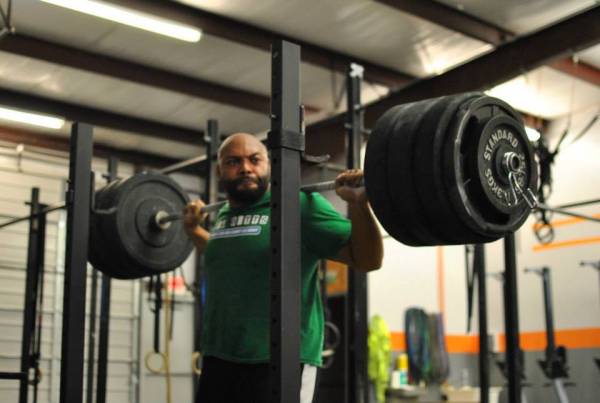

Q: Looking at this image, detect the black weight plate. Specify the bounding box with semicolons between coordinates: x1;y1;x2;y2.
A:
425;92;498;245
443;95;537;239
113;172;193;276
387;100;445;246
365;104;418;245
89;179;148;279
410;93;480;245
88;186;113;274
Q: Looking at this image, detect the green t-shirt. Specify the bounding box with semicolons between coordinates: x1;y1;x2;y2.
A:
201;191;351;366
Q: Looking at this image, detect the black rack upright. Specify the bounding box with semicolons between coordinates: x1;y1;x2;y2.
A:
503;234;522;403
192;119;220;400
59;123;94;403
96;156;119;403
268;39;303;403
344;63;369;403
474;244;490;403
18;188;47;403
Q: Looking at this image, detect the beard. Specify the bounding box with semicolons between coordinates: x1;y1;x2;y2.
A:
221;174;269;206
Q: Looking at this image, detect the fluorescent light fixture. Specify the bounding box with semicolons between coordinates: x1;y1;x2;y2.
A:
40;0;202;42
525;126;541;142
0;106;65;129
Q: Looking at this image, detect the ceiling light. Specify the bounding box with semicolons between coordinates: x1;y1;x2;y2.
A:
525;126;541;142
0;106;65;129
40;0;202;42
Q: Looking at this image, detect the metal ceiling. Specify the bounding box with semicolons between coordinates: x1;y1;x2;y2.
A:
0;0;597;165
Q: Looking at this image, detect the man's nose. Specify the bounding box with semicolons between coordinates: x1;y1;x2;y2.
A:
239;159;252;173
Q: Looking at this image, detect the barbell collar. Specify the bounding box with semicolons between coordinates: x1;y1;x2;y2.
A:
502;151;521;176
154;211;174;230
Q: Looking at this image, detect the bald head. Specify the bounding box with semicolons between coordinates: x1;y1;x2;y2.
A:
218;133;268;161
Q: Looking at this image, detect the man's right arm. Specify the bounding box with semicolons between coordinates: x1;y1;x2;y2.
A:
184;199;210;254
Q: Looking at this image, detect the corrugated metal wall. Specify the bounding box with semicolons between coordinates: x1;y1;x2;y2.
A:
0;144;140;403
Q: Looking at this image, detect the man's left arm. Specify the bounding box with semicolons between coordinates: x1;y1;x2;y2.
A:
333;169;384;272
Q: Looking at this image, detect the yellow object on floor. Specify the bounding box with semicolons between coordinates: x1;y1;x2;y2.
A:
368;315;391;403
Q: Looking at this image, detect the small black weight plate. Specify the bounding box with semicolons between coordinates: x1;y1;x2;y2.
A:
387;99;445;246
89;178;148;279
88;186;113;274
429;93;499;245
411;92;489;245
365;104;418;245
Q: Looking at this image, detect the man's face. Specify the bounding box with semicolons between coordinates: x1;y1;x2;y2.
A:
218;136;270;206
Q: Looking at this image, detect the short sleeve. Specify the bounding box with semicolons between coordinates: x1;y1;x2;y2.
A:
301;192;352;259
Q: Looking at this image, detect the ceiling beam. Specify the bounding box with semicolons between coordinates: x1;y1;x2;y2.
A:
308;6;600;138
108;0;413;88
549;57;600;87
376;0;511;45
375;0;600;87
0;87;204;144
0;33;271;114
0;125;189;170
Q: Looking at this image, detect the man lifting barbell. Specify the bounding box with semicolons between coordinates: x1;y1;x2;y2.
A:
83;92;544;402
183;133;384;403
85;93;539;282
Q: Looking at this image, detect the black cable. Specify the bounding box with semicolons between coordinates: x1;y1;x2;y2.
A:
32;261;45;394
567;112;599;145
465;245;475;333
552;127;570;155
169;277;175;340
321;321;340;369
153;276;162;353
0;0;9;29
179;266;200;299
147;276;155;309
330;67;346;110
558;198;600;209
533;136;556;244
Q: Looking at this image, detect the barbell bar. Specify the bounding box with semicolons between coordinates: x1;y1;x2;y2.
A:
153;179;356;228
152;150;532;231
154;148;526;229
0;203;66;230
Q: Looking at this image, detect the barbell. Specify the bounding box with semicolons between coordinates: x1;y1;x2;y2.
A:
88;92;538;279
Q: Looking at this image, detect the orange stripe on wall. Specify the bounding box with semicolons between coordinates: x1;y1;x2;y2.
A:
446;335;480;354
390;328;600;353
532;213;600;230
533;236;600;252
497;328;600;352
